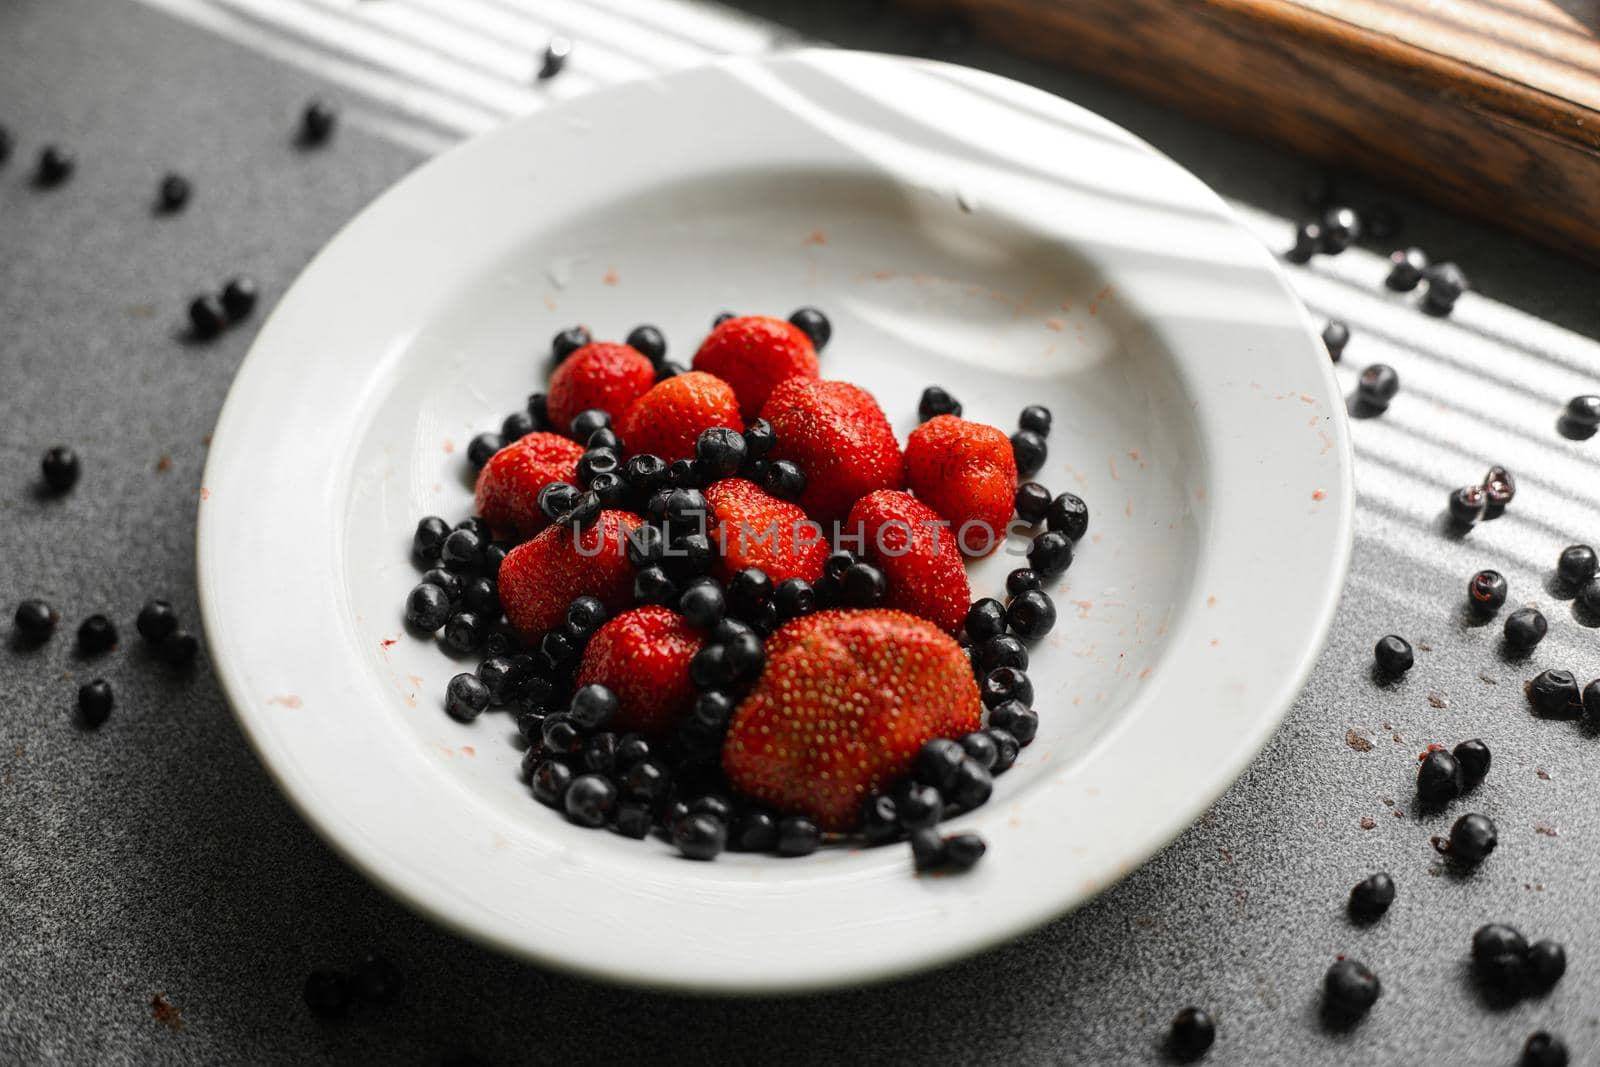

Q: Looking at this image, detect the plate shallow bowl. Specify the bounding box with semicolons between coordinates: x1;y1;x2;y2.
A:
198;50;1352;994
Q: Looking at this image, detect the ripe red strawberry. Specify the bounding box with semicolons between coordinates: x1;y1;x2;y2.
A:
722;609;981;831
616;370;741;463
904;414;1016;557
845;490;970;634
473;432;585;540
499;510;638;641
759;377;904;524
575;606;704;737
546;342;655;434
692;315;820;419
703;477;828;585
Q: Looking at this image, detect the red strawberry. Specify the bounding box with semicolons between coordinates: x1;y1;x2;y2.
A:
704;477;828;585
499;510;638;641
616;370;741;463
546;342;655;434
759;378;904;524
904;414;1017;557
722;609;981;831
473;432;585;540
692;315;820;419
575;606;704;737
845;490;970;634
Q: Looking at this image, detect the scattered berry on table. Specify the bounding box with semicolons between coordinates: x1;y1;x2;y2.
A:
1373;634;1412;675
1504;607;1548;650
1356;364;1400;412
917;385;962;422
1528;668;1580;716
1563;394;1600;431
1385;247;1428;291
77;679;113;728
1348;873;1395;919
1010;430;1048;477
1472;923;1528;988
221;276;258;322
445;673;490;721
77;614;117;655
1556;544;1598;585
1523;1032;1569;1067
1322;958;1380;1018
299;98;338;145
1423;262;1470;314
1448;484;1486;526
1527;940;1567;992
0;126;11;165
439;527;485;572
1319;206;1362;253
1416;749;1462;804
612;803;652;840
1467;569;1507;614
1453;739;1491;789
1446;812;1498;863
302;969;352;1019
188;294;227;340
1018;405;1052;436
1322;321;1349;361
14;599;57;643
501;410;536;444
41;445;80;492
1483;465;1516;508
1286;220;1322;263
539;36;571;79
1167;1006;1216;1061
157;172;191;212
34;145;75;187
136;600;178;644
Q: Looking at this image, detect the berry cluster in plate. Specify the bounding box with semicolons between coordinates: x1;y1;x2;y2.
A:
402;309;1091;869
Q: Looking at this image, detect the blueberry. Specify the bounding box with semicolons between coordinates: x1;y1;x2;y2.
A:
761;459;806;500
947;758;993;810
625;324;666;363
526;393;550;430
622;758;672;806
1007;590;1056;641
587;471;628;509
405;583;452;631
1322;958;1380;1017
531;759;574;807
855;794;899;845
466;433;501;471
475;656;516;705
34;145;75;186
1557;545;1597;585
687;690;735;735
461;576;498;617
569;409;611;443
988;700;1038;744
455;515;491;539
1322;320;1350;362
483;543;509;578
14;599;57;642
1348;872;1395;919
1448;812;1497;863
576;447;620;487
1167;1006;1216;1061
221;276;258;322
776;815;821;856
188;295;228;342
1018;405;1052;436
624;524;666;570
1523;939;1567;994
1319;205;1361;253
1584;579;1600;615
689;644;736;690
132;599;176;644
418;567;462;601
1385;247;1429;291
959;731;998;770
1453;739;1491;790
1010;430;1048;477
1357;364;1400;410
725;631;765;681
895;782;943;831
353;954;403;1006
823;550;858;581
619;455;666;496
1366;204;1400;239
710;618;755;646
664;460;700;492
568;684;618;732
977;634;1029;672
1286;220;1323;263
159;631;199;666
772;578;816;620
1373;634;1413;675
0;127;9;166
1416;749;1462;803
41;445;80;492
539;35;571;79
611;803;653;840
440;529;485;574
299;97;338;144
538;482;581;526
910;828;946;870
729;808;777;852
655;361;686;382
1027;531;1073;578
915;738;965;791
1472;923;1528;987
563;596;608;643
663;487;710;529
788;307;831;349
1523;1032;1570;1067
1529;668;1580;716
1005;569;1041;597
1446;485;1485;526
302;969;352;1019
726;567;774;617
582;732;618;775
917;386;962;422
613;733;650;770
1584;679;1600;728
1467;570;1507;614
1423;262;1470;313
1483;465;1517;508
77;614;117;655
1505;608;1548;650
539;629;577;673
443;611;487;653
741;417;776;460
988;728;1020;772
563;774;617;828
673;813;727;860
633;566;677;607
678;582;725;628
1565;395;1600;429
550;328;590;368
1014;482;1051;524
981;667;1033;708
445;673;490;721
665;533;712;578
77;679;114;728
942;832;986;871
842;562;887;607
496;410;534;445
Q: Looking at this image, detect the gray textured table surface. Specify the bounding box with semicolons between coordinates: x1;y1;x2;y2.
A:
4;1;1600;1064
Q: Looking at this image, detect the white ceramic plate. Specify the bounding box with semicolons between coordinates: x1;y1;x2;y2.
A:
198;51;1352;994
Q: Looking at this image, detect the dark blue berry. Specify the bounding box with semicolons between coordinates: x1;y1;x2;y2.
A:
1005;569;1041;597
988;700;1038;744
1286;221;1322;263
157;173;191;212
77;679;113;728
1505;608;1548;650
612;803;653;840
895;782;943;831
552;325;590;362
1027;531;1072;578
1423;262;1469;313
918;386;961;422
541;714;584;757
160;631;199;666
1010;430;1047;477
531;759;573;806
689;644;736;690
1448;484;1486;525
761;459;806;499
188;294;226;339
419;567;462;600
982;667;1032;708
788;307;831;349
466;432;502;470
712;312;735;327
964;599;1006;643
614;733;650;770
622;758;672;807
13;599;56;642
725;631;765;681
776;815;821;856
664;487;709;529
406;583;452;631
624;454;669;494
445;673;490;721
959;731;998;770
443;611;487;654
483;543;509;577
1468;570;1506;614
440;528;484;572
743;418;776;460
947;758;993;810
77;614;117;654
1484;465;1516;508
1018;405;1051;436
943;833;986;871
1454;739;1491;789
910;828;945;870
501;410;535;443
1046;492;1089;540
772;578;815;620
353;954;403;1006
1448;812;1497;863
576;447;620;486
1416;749;1462;803
1385;247;1428;291
655;361;686;382
1322;320;1349;361
626;524;668;569
1014;482;1051;524
1566;395;1600;429
1557;545;1597;585
539;629;577;674
726;567;774;618
1167;1007;1215;1061
915;739;965;791
583;732;618;775
1007;590;1055;640
988;728;1020;772
586;427;622;453
1472;923;1527;988
1319;205;1361;253
569;409;610;442
461;576;498;617
1323;958;1379;1017
1523;1031;1569;1067
862;794;900;845
568;684;618;732
475;656;516;705
595;469;634;508
678;581;725;627
977;634;1028;672
136;600;178;643
221;276;258;322
625;324;666;363
34;145;75;186
1527;940;1567;992
673;813;727;860
299;98;338;144
633;566;677;607
1373;634;1413;674
1348;873;1395;919
729;808;777;852
1529;668;1579;716
842;562;887;607
665;533;713;578
564;596;608;642
41;445;80;491
559;492;602;533
1357;364;1400;410
527;393;549;430
539;36;571;79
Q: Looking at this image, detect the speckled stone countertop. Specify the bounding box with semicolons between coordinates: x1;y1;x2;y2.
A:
3;0;1599;1063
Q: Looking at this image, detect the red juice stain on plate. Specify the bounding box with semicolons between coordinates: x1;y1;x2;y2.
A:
380;638;397;648
1311;488;1326;501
